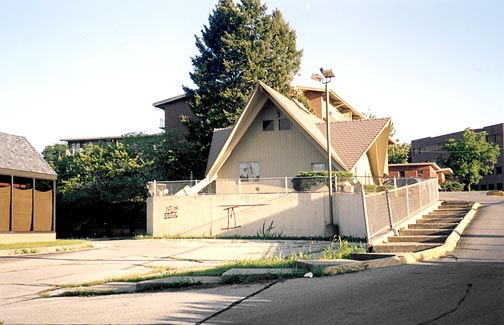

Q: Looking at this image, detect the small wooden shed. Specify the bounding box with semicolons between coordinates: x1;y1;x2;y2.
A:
0;132;57;243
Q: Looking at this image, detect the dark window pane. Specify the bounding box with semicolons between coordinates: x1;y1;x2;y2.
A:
262;120;274;131
279;119;291;130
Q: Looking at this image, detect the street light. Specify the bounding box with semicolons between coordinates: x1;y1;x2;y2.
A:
312;68;335;231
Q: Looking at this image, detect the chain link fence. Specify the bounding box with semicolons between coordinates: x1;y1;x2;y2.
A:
364;178;439;238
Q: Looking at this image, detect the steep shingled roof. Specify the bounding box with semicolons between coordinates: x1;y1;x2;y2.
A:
206;127;233;175
316;118;391;169
0;132;57;179
205;81;391;179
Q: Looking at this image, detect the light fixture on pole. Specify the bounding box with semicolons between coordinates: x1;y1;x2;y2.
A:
311;67;335;229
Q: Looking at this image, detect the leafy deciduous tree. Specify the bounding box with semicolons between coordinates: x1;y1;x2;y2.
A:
441;129;500;191
42;133;195;236
388;143;411;164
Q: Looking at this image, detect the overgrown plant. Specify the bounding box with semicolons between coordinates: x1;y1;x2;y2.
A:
320;236;366;260
256;220;283;239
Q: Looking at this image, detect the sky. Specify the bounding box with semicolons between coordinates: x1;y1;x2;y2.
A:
1;0;503;152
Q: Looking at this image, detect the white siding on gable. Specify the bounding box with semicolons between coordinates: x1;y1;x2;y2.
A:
352;154;374;184
218;100;327;178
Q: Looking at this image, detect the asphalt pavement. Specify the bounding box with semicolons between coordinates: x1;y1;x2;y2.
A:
206;191;504;324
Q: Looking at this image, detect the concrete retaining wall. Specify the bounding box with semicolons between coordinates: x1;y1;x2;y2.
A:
147;192;371;238
334;193;367;238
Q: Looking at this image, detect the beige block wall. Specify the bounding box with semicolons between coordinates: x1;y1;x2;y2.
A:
147;192;369;239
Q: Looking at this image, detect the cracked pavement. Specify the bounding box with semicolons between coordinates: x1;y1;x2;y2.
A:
0;239;328;324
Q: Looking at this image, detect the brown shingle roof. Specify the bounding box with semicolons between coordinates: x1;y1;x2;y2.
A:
205;81;391;178
316;118;390;169
0;132;57;179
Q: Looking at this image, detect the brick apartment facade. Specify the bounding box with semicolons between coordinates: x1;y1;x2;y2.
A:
411;123;504;191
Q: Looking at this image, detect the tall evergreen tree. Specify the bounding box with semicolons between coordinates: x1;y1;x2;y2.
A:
183;0;302;168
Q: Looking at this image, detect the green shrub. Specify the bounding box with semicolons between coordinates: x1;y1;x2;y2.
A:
292;171;353;192
363;184;394;193
441;181;464;192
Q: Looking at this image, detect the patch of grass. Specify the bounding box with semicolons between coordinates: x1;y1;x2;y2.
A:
289;249;313;260
320;236;366;260
17;248;39;254
0;240;90;251
176;255;298;278
58;253;307;290
57;267;174;288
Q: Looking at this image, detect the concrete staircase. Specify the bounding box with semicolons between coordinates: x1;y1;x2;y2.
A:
372;201;472;253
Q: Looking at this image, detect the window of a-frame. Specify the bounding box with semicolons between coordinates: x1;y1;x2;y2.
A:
262;120;274;131
311;163;326;172
278;119;291;130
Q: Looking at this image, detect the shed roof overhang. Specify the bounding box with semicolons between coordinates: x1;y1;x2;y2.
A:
0;167;57;180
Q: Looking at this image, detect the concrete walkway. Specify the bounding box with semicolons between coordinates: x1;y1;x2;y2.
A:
0;239;329;303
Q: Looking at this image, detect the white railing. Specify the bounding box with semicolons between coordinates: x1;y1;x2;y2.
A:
147;175;365;196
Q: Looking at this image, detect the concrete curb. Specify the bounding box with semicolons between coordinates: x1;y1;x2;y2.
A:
322;202;480;275
45;269;298;296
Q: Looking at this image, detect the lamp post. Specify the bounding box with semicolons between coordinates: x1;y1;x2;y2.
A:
312;67;335;229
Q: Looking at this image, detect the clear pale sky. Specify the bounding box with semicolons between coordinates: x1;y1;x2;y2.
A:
1;0;503;152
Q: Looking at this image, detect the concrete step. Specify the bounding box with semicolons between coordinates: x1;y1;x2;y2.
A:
438;202;473;209
408;223;457;230
438;205;471;210
399;229;452;236
387;235;447;243
438;205;470;210
373;243;441;253
428;211;467;216
424;212;466;218
416;217;463;224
